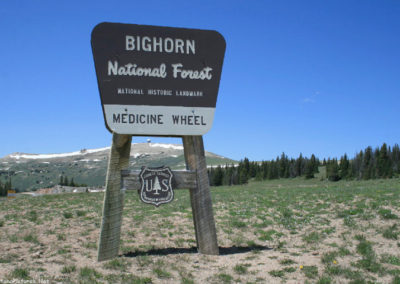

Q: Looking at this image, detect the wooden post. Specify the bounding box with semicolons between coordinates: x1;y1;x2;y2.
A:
182;136;219;255
97;134;132;261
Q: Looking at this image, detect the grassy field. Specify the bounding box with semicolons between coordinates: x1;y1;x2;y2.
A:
1;178;400;283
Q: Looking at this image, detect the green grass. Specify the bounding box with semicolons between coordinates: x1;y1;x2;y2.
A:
325;265;363;280
269;269;285;278
303;231;324;244
11;267;30;279
153;267;172;279
1;177;400;283
321;252;338;265
257;229;278;241
233;264;249;274
378;209;398;220
269;267;296;278
383;224;399;240
61;265;76;274
317;275;333;284
355;235;383;273
302;265;318;279
381;254;400;266
280;259;297;265
57;233;66;241
23;233;39;244
26;210;38;223
76;210;87;217
63;211;73;219
216;273;234;283
103;258;128;271
79;267;102;281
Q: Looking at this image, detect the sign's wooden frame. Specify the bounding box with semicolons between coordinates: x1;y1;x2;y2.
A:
97;134;219;261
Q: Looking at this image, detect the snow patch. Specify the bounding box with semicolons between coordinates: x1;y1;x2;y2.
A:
132;153;152;158
149;143;183;150
9;146;110;160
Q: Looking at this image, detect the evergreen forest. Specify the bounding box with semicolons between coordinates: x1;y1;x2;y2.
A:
208;143;400;186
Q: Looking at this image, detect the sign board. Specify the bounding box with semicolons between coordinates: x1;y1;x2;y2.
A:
7;190;16;199
91;22;226;136
139;166;174;206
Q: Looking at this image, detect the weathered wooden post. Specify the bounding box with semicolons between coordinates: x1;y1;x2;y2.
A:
183;135;219;254
97;134;131;261
91;22;225;261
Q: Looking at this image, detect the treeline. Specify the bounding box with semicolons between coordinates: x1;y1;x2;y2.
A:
58;175;87;187
325;143;400;181
0;178;12;197
208;143;400;186
208;153;319;186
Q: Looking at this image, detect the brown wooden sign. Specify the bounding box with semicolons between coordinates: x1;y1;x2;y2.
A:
91;22;226;136
94;22;223;262
139;166;174;206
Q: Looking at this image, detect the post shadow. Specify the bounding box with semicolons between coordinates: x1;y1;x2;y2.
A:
123;245;272;258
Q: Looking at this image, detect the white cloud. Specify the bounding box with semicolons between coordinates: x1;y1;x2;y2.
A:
303;97;315;103
302;91;320;104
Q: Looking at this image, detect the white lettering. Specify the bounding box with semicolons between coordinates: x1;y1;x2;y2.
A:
171;63;212;80
175;39;184;54
136;36;140;51
172;63;183;78
125;35;196;54
108;61;118;75
153;37;162;52
186;40;195;54
126;35;135;50
107;61;167;78
142;36;151;51
164;38;174;53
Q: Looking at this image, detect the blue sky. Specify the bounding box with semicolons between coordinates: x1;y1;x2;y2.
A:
1;0;399;161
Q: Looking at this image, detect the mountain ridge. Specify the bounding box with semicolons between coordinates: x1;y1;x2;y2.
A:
0;143;236;192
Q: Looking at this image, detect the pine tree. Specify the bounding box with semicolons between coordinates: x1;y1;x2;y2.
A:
213;166;224;186
0;180;6;197
339;154;350;179
295;153;304;177
59;175;64;186
243;158;250;177
362;147;373;180
353;150;364;179
304;160;315;179
208;168;214;186
238;167;249;184
231;166;239;185
377;143;391;178
255;169;263;181
392;144;400;175
327;159;340;181
70;178;75;187
64;177;68;186
249;161;258;178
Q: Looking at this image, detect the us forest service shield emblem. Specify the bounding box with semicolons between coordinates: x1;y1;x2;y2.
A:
139;166;174;207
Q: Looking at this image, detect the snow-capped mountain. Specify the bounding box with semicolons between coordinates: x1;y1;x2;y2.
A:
0;143;235;192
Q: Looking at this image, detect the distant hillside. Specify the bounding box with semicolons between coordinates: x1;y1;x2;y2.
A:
0;143;236;192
